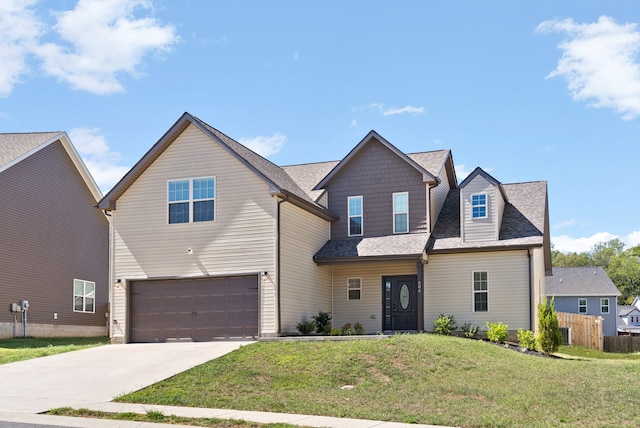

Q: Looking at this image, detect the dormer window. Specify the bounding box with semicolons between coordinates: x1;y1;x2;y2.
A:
348;196;363;236
471;193;487;218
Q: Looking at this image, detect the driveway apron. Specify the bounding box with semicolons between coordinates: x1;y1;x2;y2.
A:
0;341;253;413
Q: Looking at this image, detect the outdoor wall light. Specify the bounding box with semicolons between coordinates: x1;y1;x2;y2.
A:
187;248;194;255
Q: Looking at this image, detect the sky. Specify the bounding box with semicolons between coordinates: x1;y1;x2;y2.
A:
1;0;639;254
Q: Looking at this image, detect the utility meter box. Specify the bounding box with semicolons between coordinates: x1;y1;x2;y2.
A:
10;303;20;312
20;300;29;310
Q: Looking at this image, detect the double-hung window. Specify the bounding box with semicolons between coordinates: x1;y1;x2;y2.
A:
471;193;487;218
578;298;587;314
73;279;95;313
347;278;362;300
600;298;609;314
348;196;363;236
393;192;408;234
168;177;215;224
473;271;488;312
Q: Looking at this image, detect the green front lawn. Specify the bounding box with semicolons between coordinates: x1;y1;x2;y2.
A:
0;336;109;364
119;334;640;428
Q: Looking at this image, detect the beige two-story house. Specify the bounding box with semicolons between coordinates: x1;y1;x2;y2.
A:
98;112;550;343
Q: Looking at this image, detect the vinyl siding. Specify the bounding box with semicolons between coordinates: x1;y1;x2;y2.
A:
424;251;530;331
279;202;332;334
110;124;277;339
430;166;452;231
553;296;618;336
331;261;418;334
461;175;499;242
327;138;428;238
0;140;109;333
529;246;546;332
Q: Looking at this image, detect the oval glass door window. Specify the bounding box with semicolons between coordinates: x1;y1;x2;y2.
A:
400;283;410;309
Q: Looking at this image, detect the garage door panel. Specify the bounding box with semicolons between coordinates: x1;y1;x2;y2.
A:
130;275;258;343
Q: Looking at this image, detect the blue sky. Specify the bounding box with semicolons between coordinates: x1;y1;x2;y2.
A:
2;1;639;253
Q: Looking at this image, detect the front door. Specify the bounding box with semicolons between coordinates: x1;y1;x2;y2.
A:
382;276;418;331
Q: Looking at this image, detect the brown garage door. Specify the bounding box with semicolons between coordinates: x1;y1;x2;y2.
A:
129;275;258;343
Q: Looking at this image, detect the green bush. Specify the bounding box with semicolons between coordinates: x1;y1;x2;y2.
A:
341;323;355;335
485;321;508;343
461;321;479;338
330;327;341;336
353;322;365;335
312;311;332;335
517;328;536;351
537;298;563;354
434;314;457;335
295;319;316;335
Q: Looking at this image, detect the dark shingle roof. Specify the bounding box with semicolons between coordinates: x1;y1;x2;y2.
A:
282;161;338;201
314;233;430;263
546;267;621;297
427;180;548;252
0;132;61;168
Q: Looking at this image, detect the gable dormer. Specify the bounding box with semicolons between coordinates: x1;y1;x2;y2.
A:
459;167;507;243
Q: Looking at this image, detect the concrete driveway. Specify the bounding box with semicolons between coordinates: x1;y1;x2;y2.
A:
0;341;254;414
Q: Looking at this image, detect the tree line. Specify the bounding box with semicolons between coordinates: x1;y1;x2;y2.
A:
552;239;640;304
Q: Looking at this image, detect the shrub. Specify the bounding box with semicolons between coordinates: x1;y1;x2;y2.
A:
312;311;332;335
330;327;341;336
434;314;457;335
537;298;563;354
353;322;365;335
295;319;315;335
341;323;355;335
485;321;508;343
461;321;479;338
517;328;536;351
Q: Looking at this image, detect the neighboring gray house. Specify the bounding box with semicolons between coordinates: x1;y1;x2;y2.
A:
546;267;620;336
98;112;550;343
618;297;640;336
0;132;109;338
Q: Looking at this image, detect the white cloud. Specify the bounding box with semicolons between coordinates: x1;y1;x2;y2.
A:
553;219;576;230
383;105;425;116
537;16;640;120
0;0;42;97
455;164;472;181
34;0;178;94
552;231;640;253
69;127;130;192
239;132;286;157
352;103;425;117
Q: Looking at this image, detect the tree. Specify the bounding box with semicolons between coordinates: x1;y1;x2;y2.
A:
607;247;640;304
590;238;625;269
537;298;563;354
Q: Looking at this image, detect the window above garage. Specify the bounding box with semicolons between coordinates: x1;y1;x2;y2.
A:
168;177;215;224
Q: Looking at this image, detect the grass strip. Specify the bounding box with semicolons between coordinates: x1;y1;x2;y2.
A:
0;336;109;364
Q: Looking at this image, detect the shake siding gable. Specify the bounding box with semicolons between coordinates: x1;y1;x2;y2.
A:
279;202;332;334
110;124;278;338
424;251;530;331
327;139;428;238
461;175;499;242
331;261;418;334
0;140;108;329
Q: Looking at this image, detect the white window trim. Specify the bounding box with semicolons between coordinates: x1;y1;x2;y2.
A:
167;176;216;224
393;192;409;234
73;279;96;314
578;298;587;314
472;271;488;312
347;195;363;236
471;193;488;219
347;277;362;301
600;298;609;314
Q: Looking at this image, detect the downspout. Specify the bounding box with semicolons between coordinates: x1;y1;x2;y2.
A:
528;249;533;331
276;196;286;336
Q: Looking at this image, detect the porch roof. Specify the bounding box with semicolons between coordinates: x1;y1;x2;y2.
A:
313;233;429;264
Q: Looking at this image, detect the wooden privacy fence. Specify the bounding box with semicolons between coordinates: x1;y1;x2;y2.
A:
556;312;603;351
604;336;640;353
